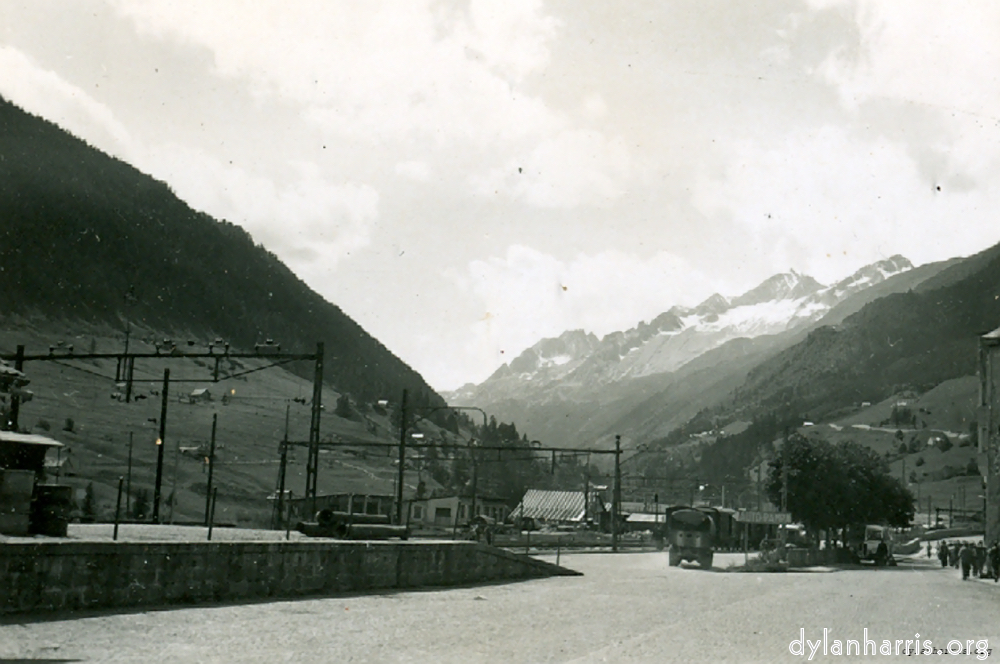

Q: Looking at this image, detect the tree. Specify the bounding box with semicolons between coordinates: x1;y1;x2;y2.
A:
767;434;915;537
334;393;352;419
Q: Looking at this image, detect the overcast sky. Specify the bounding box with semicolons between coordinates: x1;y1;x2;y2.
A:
3;1;1000;391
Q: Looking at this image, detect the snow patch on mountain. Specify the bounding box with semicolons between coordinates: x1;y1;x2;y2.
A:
450;255;913;401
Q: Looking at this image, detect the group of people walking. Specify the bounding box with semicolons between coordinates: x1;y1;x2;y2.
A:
936;540;1000;580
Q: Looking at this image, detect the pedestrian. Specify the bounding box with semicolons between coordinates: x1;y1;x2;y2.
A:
927;541;933;558
975;541;987;578
960;543;974;580
989;543;1000;583
953;542;961;569
938;541;949;568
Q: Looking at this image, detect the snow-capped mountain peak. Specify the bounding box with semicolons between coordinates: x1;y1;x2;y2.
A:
453;256;914;401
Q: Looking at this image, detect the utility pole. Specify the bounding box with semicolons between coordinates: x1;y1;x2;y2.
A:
8;345;24;431
304;342;324;515
612;434;622;553
781;429;789;513
152;368;169;523
205;413;217;526
169;436;180;523
395;388;408;525
470;439;478;519
274;406;288;530
126;431;133;518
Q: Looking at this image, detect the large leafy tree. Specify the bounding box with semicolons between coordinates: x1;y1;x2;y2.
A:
766;434;914;537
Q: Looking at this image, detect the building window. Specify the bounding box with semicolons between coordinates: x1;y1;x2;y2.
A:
459;504;466;519
435;507;451;520
413;505;423;520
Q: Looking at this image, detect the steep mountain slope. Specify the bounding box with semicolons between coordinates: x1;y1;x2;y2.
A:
0;96;440;407
450;255;929;447
733;241;1000;420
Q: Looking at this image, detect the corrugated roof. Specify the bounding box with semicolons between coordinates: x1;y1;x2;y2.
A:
511;489;586;522
0;431;63;447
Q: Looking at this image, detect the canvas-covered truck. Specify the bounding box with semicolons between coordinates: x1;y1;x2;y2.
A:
666;508;716;569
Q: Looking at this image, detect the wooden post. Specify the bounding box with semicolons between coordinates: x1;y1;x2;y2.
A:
612;435;622;553
152;368;169;523
207;488;218;541
205;413;217;526
8;345;23;430
395;388;408;525
126;432;133;517
113;476;124;541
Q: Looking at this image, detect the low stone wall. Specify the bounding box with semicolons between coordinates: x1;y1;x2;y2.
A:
0;540;579;615
785;547;836;567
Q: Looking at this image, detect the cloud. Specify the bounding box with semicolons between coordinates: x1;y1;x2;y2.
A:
0;41;380;272
452;245;713;364
107;0;629;208
470;128;631;208
0;45;138;160
395;160;432;183
108;1;558;144
141;143;379;266
692;125;1000;283
815;1;1000;118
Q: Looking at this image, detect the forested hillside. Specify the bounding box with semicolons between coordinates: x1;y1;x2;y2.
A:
0;96;440;407
731;242;1000;420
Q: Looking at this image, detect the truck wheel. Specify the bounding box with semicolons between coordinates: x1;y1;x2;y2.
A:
699;553;713;569
875;543;887;567
668;550;680;566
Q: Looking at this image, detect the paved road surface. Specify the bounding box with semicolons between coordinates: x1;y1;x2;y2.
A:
3;552;999;663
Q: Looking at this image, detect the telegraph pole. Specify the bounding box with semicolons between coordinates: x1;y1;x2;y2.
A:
8;345;24;430
612;434;622;553
274;405;289;529
304;342;324;515
395;388;408;525
152;368;169;523
126;431;133;517
205;413;217;526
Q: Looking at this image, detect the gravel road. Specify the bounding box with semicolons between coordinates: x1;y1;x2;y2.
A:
2;551;998;663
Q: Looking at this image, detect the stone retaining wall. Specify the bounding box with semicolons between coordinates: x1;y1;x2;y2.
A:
0;540;578;615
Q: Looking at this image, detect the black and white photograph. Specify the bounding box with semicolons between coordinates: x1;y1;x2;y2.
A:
2;1;1000;661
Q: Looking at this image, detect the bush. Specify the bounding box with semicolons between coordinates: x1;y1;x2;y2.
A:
334;393;353;419
63;417;75;432
915;456;925;467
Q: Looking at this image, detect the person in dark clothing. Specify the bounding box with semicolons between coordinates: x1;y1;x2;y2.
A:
975;542;987;578
989;543;1000;582
938;541;950;567
960;543;975;580
953;542;962;569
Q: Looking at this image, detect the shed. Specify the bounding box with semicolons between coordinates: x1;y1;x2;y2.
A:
510;489;606;524
0;431;64;473
0;431;64;536
189;388;212;403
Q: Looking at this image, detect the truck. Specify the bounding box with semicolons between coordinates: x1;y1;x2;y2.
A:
851;524;895;566
666;508;716;569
